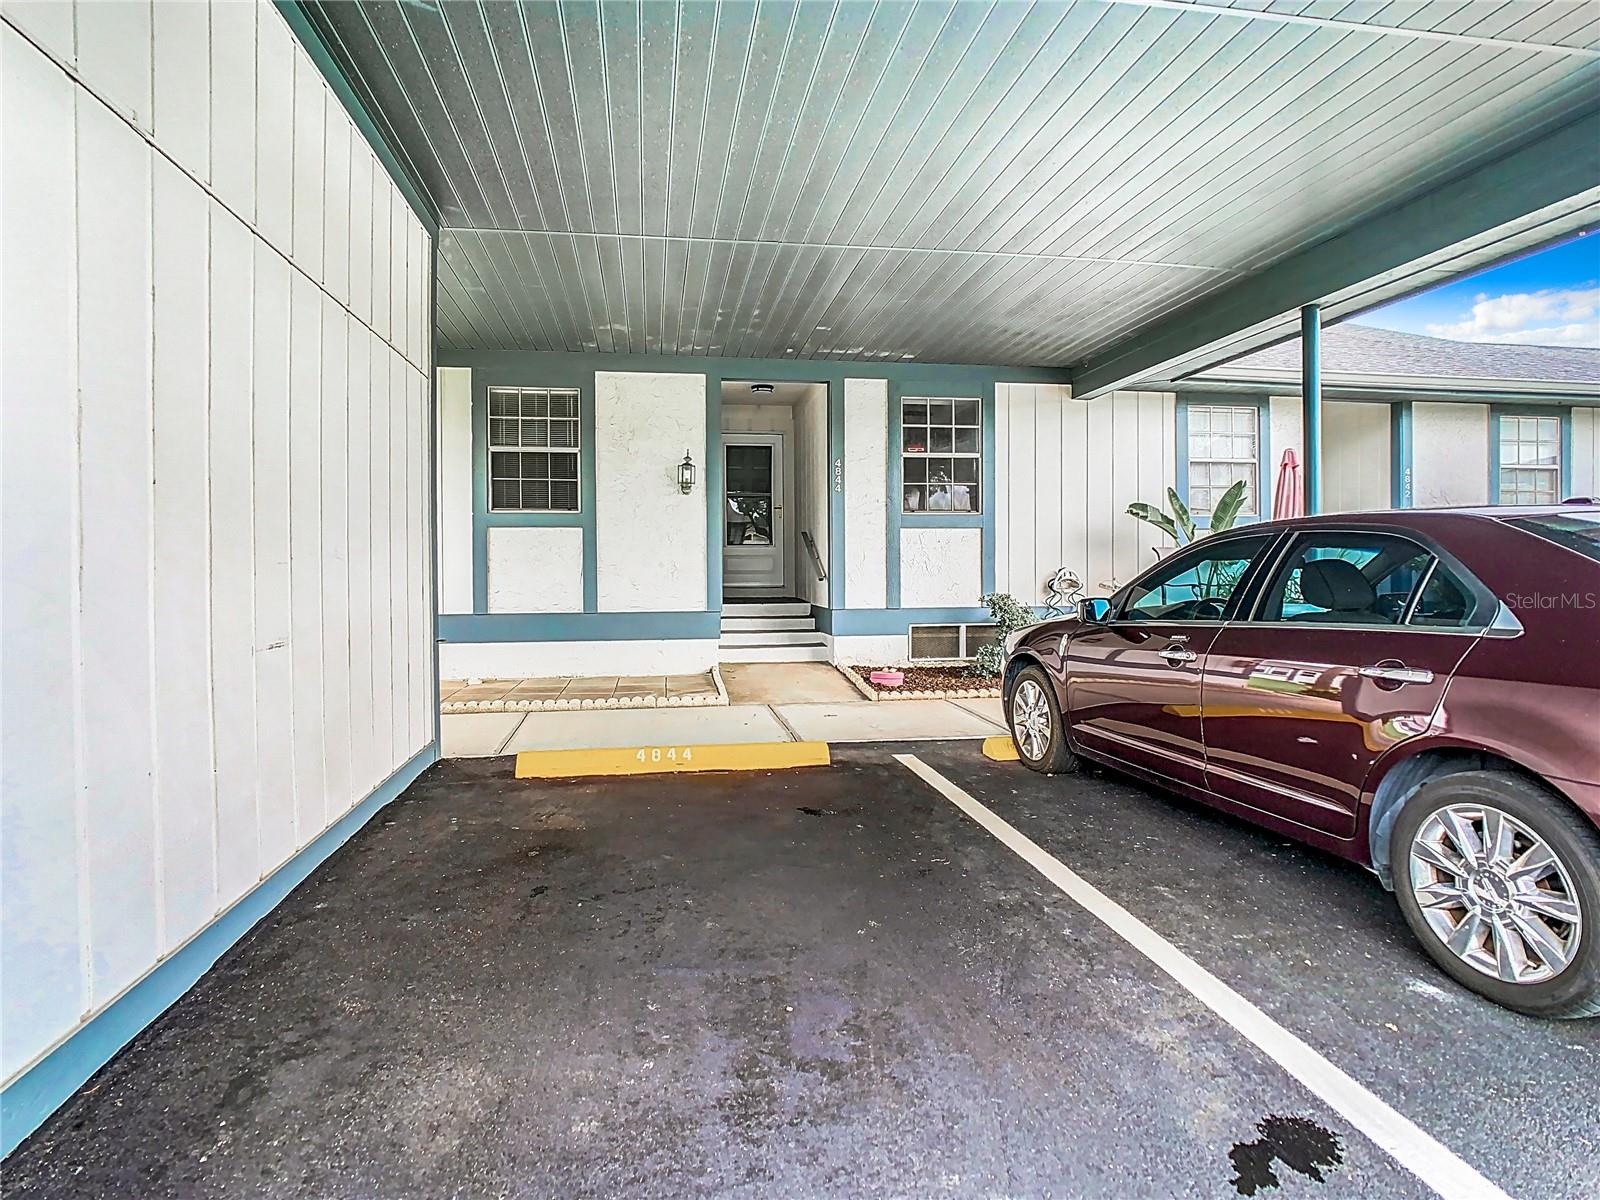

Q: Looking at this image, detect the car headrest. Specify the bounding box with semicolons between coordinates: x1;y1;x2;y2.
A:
1299;558;1376;612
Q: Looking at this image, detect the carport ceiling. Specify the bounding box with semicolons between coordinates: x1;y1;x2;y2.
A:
305;0;1600;368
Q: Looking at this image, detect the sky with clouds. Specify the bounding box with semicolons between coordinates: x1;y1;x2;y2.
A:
1354;233;1600;349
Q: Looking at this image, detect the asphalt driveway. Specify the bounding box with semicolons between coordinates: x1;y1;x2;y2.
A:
4;746;1596;1199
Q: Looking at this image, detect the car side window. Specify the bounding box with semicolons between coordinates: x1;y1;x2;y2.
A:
1120;536;1272;622
1408;563;1475;628
1260;534;1435;625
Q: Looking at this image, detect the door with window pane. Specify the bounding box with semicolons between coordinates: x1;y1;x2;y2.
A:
723;434;785;592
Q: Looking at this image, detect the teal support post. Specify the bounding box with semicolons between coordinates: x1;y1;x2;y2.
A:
1301;304;1323;514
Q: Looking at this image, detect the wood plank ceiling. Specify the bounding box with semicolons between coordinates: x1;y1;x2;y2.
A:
305;0;1600;366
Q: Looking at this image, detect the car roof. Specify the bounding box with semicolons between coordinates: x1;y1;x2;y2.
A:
1213;504;1599;536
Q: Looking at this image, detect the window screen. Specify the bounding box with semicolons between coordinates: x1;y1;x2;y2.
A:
489;387;580;512
1186;405;1258;517
903;398;981;514
1498;415;1561;505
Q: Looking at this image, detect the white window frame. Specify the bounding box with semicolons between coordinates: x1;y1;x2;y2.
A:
1186;404;1259;518
487;386;582;513
1497;414;1561;505
902;396;982;515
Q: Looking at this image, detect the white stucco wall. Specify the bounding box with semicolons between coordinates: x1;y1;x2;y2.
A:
843;378;889;609
831;635;909;666
487;527;584;613
794;385;830;607
2;1;433;1086
437;366;474;614
995;385;1174;601
594;371;707;612
1413;402;1490;506
1269;395;1302;475
1572;407;1600;497
440;639;719;679
901;527;983;607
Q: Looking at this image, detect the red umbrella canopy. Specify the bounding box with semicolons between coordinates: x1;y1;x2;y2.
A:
1272;448;1304;520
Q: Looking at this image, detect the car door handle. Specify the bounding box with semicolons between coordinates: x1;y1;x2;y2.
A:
1358;664;1434;685
1158;646;1197;664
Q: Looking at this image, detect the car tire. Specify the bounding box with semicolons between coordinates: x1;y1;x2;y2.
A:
1390;770;1600;1019
1007;665;1080;776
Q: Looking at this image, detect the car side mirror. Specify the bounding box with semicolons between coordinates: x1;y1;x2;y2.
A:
1078;597;1113;624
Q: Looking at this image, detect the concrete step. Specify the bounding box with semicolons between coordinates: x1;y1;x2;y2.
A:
722;600;812;619
718;643;832;663
720;616;816;634
718;629;822;647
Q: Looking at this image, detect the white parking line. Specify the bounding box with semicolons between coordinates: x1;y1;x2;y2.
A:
894;753;1512;1200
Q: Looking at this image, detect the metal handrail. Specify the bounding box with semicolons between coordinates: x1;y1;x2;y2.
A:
800;531;826;582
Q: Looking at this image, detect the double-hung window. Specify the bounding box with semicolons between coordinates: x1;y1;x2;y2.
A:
902;397;981;514
1186;404;1258;518
488;387;580;512
1498;414;1561;504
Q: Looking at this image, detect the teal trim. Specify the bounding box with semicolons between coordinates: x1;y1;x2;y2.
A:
886;384;997;607
1301;305;1323;514
1175;394;1272;527
272;2;438;235
828;382;846;606
1390;401;1414;507
438;612;720;643
469;370;597;615
1490;404;1573;503
705;373;723;609
1069;112;1600;398
820;605;1049;636
428;241;442;751
0;743;437;1158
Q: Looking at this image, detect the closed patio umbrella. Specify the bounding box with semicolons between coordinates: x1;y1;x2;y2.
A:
1272;448;1303;520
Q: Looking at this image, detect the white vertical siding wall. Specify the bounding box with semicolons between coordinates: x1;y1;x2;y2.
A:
1571;408;1600;497
1323;402;1391;512
995;385;1174;602
1413;402;1490;506
0;2;434;1088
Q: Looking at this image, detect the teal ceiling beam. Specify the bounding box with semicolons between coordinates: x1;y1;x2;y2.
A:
1069;110;1600;400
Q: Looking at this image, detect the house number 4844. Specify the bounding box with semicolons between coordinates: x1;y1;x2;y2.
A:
833;458;844;493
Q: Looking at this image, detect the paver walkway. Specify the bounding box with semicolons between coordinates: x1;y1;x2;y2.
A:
441;672;721;711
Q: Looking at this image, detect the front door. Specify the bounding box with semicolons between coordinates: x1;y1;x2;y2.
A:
1064;534;1274;791
723;434;785;592
1200;530;1483;837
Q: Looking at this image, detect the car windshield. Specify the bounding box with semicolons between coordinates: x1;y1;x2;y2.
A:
1503;512;1600;565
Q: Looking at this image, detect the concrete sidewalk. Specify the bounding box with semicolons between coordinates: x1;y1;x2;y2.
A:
441;696;1009;758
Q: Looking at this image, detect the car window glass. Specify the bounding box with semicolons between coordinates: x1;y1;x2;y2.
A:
1408;563;1474;628
1261;534;1434;625
1121;536;1271;622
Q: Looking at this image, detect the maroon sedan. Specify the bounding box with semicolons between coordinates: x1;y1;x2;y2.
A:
1002;505;1600;1017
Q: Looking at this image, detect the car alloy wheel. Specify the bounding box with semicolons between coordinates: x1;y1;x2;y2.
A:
1408;802;1583;985
1011;679;1053;763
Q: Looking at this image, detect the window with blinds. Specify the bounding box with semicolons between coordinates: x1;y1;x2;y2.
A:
488;387;581;512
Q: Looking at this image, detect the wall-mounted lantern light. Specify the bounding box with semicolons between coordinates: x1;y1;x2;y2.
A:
678;450;696;495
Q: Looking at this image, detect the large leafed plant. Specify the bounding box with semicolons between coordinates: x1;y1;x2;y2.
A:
1127;481;1248;546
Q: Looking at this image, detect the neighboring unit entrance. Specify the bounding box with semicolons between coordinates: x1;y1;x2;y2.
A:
723;433;786;593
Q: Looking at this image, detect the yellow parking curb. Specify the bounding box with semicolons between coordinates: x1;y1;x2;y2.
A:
515;741;831;779
982;736;1020;762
